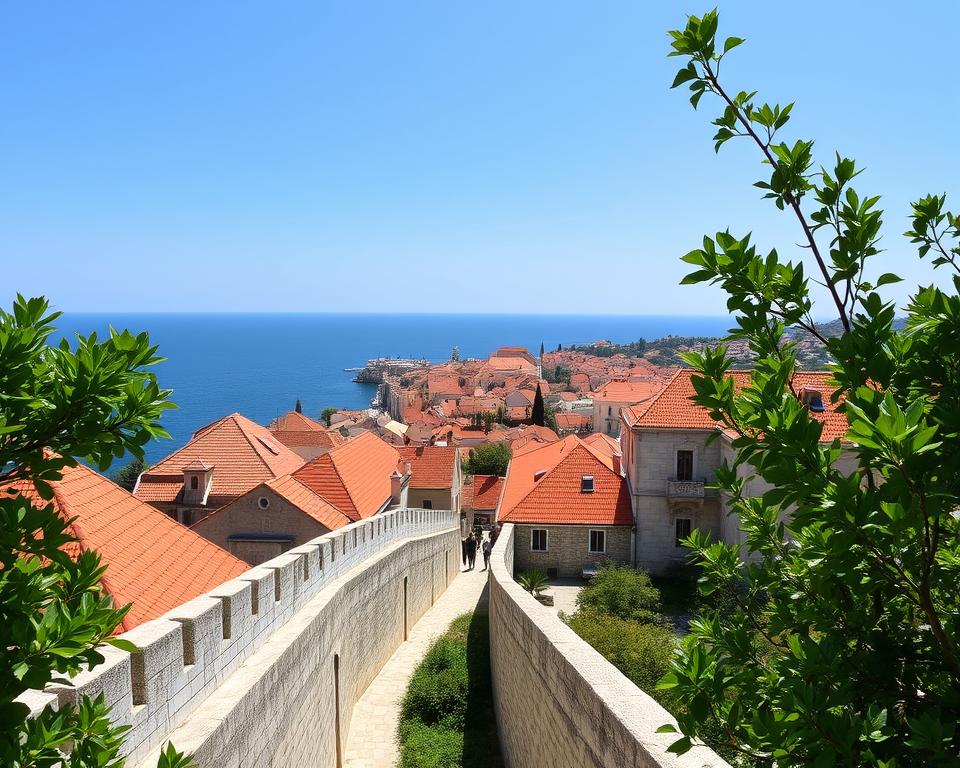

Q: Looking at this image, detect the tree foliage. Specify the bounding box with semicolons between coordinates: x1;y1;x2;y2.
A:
462;443;511;477
575;565;666;626
112;458;145;492
531;384;545;427
320;407;338;427
0;296;192;767
658;11;960;765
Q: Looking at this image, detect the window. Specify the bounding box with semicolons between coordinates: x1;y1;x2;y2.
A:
258;496;270;510
530;529;548;552
581;475;595;493
422;499;433;509
189;476;199;490
675;518;692;547
676;450;694;481
608;406;612;416
588;529;606;554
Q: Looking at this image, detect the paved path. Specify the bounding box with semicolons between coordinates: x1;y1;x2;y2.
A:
342;563;490;768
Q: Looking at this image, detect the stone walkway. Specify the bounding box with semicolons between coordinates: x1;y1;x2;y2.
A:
342;562;490;768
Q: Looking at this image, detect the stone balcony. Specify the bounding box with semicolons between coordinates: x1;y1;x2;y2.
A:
666;478;706;504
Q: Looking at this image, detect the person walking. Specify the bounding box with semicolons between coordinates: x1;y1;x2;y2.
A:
461;536;468;567
481;537;492;571
465;533;478;570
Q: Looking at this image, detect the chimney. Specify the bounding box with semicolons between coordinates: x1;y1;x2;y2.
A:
405;462;412;476
612;452;622;476
390;469;404;505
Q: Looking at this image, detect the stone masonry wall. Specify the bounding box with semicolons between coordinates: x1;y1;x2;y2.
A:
512;523;631;578
489;523;730;768
21;507;459;768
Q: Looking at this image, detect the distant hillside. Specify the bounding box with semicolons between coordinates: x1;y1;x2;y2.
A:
572;318;907;371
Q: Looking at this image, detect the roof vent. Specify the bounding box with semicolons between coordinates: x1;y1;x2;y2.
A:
534;470;547;482
799;388;826;413
581;475;595;493
257;436;281;455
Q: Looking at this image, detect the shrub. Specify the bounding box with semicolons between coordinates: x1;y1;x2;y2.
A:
576;564;666;625
398;722;463;768
565;610;676;699
401;637;469;731
515;569;549;596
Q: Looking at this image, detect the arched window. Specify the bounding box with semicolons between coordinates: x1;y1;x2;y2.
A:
190;475;198;490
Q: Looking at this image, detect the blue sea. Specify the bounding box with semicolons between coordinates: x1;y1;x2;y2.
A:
54;313;732;466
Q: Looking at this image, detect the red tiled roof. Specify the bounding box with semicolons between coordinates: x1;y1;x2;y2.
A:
136;413;304;504
396;446;458;489
582;432;620;458
4;462;248;631
555;412;591;430
293;432;399;521
628;369;847;442
593;380;663;402
265;475;353;531
497;436;631;526
267;411;327;433
463;474;504;511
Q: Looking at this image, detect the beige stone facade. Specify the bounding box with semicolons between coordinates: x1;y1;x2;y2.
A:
511;523;631;578
190;485;333;565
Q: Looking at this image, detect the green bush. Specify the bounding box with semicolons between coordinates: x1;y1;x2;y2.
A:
576;564;667;625
398;722;463;768
401;637;469;730
565;610;676;698
397;611;502;768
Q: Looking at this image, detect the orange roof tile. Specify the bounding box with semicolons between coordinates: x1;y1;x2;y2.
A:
628;369;847;442
293;432;399;521
463;474;504;510
396;446;458;489
136;413;304;504
555;412;591;430
593;380;663;402
267;411;327;432
265;475;353;530
497;436;631;526
582;432;621;458
4;462;248;631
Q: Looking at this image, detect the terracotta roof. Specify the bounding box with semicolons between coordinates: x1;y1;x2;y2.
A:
593;380;663;402
497;436;631;526
4;462;248;631
463;474;504;511
265;475;353;530
628;369;847;442
555;412;591;430
582;432;621;458
396;446;458;489
267;411;327;433
136;413;304;504
293;432;399;521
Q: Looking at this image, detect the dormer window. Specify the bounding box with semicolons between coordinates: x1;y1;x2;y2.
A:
581;475;594;493
799;388;826;413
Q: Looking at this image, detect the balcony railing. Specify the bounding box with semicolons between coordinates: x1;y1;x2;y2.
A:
666;478;706;501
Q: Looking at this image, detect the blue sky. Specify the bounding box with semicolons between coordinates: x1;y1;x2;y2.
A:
2;2;957;315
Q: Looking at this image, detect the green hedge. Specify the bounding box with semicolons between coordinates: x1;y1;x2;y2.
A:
397;611;501;768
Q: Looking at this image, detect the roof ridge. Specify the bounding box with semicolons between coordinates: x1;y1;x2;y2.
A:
231;414;275;474
499;436;576;518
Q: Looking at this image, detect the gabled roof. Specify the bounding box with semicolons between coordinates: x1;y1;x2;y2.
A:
267;410;327;433
136;413;304;504
582;432;621;458
4;462;248;631
593;380;663;402
498;435;631;526
265;475;353;530
293;432;399;521
626;369;847;442
462;474;504;511
396;446;458;490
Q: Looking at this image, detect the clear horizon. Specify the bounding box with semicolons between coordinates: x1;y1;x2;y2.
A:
4;2;958;314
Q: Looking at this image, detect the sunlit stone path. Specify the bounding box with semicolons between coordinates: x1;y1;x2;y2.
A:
342;562;489;768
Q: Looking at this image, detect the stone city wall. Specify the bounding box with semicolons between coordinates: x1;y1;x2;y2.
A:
21;507;460;768
488;523;730;768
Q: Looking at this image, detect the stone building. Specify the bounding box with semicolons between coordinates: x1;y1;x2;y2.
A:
461;473;504;529
135;412;304;525
396;445;462;513
620;368;853;573
591;379;663;437
496;435;632;578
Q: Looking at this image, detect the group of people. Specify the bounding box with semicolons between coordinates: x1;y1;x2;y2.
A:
461;526;498;571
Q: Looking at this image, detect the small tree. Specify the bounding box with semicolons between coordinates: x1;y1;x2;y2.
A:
462;443;512;477
657;11;960;764
575;565;665;626
0;296;194;767
112;457;145;492
320;407;338;427
531;384;545;427
295;398;303;414
450;345;461;363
